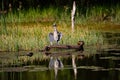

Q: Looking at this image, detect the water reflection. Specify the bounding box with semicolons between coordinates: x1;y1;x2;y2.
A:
103;32;120;44
48;56;64;80
48;52;85;80
0;33;120;80
72;55;77;79
0;50;120;80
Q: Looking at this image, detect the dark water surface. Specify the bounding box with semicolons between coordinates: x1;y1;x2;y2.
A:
0;32;120;80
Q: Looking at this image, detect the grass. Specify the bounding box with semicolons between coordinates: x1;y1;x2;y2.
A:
0;22;119;52
1;21;119;66
0;22;105;51
0;5;120;51
0;4;119;24
0;4;120;69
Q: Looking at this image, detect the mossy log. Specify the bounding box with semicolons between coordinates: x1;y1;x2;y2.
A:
40;41;84;52
26;41;84;57
45;50;85;57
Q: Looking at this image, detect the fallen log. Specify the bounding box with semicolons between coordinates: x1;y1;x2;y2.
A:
25;41;84;57
39;41;84;52
45;51;84;57
16;52;33;57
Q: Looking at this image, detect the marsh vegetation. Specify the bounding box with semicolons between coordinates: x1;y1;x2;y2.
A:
0;1;120;80
0;0;120;51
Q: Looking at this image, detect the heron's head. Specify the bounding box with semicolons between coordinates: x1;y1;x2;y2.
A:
53;23;57;27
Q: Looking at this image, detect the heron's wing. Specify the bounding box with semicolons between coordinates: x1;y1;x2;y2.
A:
49;57;54;69
60;32;62;39
57;58;64;68
58;32;62;40
48;32;54;42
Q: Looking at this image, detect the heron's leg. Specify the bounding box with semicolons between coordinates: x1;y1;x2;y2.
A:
57;41;59;45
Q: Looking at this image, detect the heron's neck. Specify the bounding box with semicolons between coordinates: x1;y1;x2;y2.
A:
54;27;57;32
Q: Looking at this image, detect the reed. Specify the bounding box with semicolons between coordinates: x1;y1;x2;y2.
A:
0;5;120;51
0;22;104;51
2;4;119;23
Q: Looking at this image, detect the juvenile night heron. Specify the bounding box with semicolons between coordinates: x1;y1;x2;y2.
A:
49;23;62;45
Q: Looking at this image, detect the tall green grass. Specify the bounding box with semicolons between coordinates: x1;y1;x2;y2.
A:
0;5;119;25
0;4;120;23
0;22;104;51
5;7;59;23
0;5;120;51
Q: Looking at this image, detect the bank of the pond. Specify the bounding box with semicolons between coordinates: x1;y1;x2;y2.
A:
0;23;94;51
0;22;120;51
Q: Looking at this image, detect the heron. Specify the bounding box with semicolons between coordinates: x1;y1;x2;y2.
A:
49;23;62;45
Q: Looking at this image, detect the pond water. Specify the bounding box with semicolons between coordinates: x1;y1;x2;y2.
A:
0;32;120;80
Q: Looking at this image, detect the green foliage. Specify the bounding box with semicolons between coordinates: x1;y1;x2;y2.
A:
0;5;120;51
0;22;105;51
1;4;120;24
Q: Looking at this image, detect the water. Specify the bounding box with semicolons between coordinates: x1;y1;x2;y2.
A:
0;32;120;80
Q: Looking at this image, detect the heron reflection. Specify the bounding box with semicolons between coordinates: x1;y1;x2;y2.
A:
49;56;64;80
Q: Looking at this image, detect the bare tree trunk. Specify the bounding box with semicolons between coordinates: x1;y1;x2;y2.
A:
71;1;76;32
